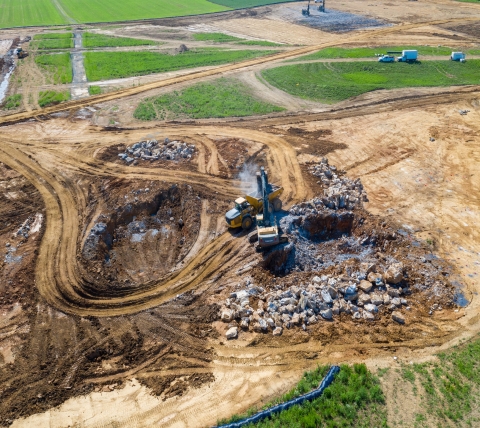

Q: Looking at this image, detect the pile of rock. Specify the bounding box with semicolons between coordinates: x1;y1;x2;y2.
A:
289;158;368;214
118;138;195;163
221;263;410;339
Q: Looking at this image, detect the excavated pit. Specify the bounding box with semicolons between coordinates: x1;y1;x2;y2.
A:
79;180;203;295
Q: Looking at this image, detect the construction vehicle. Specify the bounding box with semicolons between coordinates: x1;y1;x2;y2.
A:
16;48;29;59
396;50;417;62
316;0;325;12
251;167;288;249
302;0;311;16
451;52;466;62
225;171;284;230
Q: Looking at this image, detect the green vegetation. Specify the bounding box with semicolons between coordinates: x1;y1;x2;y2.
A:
134;78;284;120
33;32;73;40
219;364;387;427
38;90;70;107
391;337;480;426
2;94;22;110
238;40;282;46
83;32;157;48
208;0;292;7
84;49;276;81
35;53;73;84
31;36;74;50
292;46;457;61
193;32;282;46
193;32;242;42
0;0;66;29
58;0;229;23
89;85;102;95
262;60;480;103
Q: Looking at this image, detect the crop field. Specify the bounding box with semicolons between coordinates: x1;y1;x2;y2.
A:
291;46;456;61
1;94;22;110
38;90;70;107
134;78;284;120
208;0;293;7
84;49;277;81
83;33;158;48
0;0;66;28
31;36;74;50
58;0;229;24
33;32;73;40
220;364;387;427
263;60;480;103
35;53;73;84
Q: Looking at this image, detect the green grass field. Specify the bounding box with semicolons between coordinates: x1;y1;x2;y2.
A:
35;53;73;84
84;49;277;81
262;60;480;103
58;0;229;24
134;78;284;120
33;32;73;40
0;0;66;28
83;33;158;48
208;0;293;7
1;94;22;110
192;32;282;46
291;46;456;61
38;90;70;107
31;37;74;50
219;363;387;427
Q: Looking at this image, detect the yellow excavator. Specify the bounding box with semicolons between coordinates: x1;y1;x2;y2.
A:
225;170;284;230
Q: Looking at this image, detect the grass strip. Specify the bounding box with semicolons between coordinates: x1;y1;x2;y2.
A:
33;32;73;40
2;94;22;110
218;363;387;427
192;32;282;46
262;60;480;103
84;49;277;81
38;90;70;107
208;0;294;7
31;38;74;50
83;32;157;48
35;53;73;84
89;85;102;95
134;78;284;120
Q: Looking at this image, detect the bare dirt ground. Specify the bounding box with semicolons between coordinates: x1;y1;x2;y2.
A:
0;1;480;427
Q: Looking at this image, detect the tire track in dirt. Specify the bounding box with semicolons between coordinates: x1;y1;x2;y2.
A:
0;125;307;317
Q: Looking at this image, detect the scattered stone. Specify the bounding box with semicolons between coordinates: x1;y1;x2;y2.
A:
221;308;234;322
272;327;283;336
384;263;403;284
392;311;405;324
359;280;373;293
225;327;238;339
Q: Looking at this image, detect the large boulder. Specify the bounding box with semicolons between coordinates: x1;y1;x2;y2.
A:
226;327;238;339
384;263;404;284
221;308;234;322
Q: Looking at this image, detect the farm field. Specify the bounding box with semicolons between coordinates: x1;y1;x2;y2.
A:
83;33;158;48
30;35;73;50
262;60;480;103
134;78;284;120
208;0;293;7
291;46;457;61
192;32;282;46
84;49;277;81
0;0;66;28
58;0;229;25
35;52;73;84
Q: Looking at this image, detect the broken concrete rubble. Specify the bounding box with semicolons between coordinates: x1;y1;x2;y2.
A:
118;138;196;163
